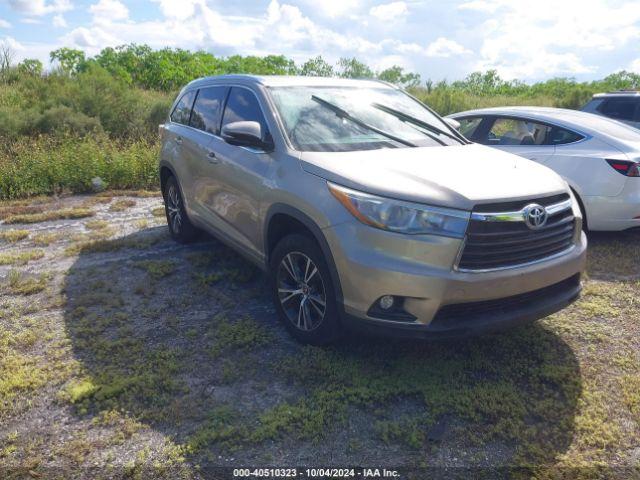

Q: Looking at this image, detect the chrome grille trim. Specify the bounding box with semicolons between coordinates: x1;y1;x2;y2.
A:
456;196;576;272
470;198;572;222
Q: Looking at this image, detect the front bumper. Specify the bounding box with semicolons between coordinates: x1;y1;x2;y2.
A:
323;221;587;337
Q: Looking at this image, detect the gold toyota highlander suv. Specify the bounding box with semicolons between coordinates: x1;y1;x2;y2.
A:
158;75;587;344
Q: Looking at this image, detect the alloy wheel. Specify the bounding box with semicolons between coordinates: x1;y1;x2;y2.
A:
276;251;326;331
166;185;182;234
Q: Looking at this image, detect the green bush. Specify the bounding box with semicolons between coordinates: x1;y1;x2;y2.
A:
35;106;103;136
0;65;171;141
0;135;159;199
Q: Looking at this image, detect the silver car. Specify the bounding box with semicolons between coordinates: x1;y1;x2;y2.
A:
159;75;587;344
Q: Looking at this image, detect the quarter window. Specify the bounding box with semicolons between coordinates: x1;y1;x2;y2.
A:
190;86;228;135
548;127;584;145
484;118;551;146
222;87;269;136
170;91;196;125
457;117;482;138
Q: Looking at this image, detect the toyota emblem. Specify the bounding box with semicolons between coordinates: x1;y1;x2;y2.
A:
523;203;547;229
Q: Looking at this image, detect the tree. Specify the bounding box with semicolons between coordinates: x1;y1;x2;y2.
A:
299;56;334;77
336;57;374;79
18;58;43;76
0;43;15;73
377;65;421;88
50;47;86;75
600;71;640;91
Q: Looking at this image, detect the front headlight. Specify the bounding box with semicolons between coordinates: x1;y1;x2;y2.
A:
328;182;470;238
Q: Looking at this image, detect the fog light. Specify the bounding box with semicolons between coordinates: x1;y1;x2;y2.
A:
379;295;394;310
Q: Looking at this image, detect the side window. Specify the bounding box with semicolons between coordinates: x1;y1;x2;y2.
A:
582;98;604;113
548;127;584;145
222;87;269;137
457;117;482;138
190;86;228;135
598;98;638;121
170;90;196;125
485;117;551;146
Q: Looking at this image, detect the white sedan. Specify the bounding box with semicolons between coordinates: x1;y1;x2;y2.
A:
448;106;640;231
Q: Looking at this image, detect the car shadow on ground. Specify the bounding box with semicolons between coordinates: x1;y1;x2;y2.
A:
61;226;582;476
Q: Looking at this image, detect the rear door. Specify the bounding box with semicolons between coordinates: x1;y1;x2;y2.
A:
184;85;229;221
162;90;199;203
473;116;556;164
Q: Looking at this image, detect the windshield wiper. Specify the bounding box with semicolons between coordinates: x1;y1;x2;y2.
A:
372;103;469;145
311;95;416;148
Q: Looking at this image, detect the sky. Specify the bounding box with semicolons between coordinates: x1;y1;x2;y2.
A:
1;0;640;83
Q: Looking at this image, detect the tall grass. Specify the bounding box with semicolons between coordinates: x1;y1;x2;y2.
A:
410;90;557;116
0;136;158;199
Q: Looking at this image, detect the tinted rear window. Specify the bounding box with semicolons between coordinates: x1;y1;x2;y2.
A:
171;91;196;125
598;98;639;121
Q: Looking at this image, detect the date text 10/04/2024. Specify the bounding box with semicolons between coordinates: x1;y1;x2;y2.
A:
232;468;400;478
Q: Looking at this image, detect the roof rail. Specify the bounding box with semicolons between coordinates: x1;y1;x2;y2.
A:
606;89;640;94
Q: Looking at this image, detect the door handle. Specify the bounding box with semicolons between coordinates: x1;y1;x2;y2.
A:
174;136;183;145
206;150;219;164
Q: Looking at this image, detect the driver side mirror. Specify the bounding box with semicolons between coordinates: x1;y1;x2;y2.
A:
221;121;273;151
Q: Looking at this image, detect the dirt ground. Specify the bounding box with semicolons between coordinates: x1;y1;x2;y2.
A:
0;192;639;480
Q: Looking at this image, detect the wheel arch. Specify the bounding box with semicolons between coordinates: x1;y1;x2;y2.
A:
159;161;177;195
264;204;343;305
567;183;588;230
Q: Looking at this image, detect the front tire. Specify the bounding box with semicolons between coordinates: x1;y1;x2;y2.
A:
270;234;341;345
164;176;199;243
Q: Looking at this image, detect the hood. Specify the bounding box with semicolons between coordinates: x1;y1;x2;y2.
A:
299;144;568;211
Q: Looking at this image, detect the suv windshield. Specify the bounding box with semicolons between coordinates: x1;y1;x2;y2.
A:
268;86;460;152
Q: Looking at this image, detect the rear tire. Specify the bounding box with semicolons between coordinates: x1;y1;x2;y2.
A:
270;234;341;345
163;175;199;243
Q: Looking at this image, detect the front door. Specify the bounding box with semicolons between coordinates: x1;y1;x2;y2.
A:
197;87;275;257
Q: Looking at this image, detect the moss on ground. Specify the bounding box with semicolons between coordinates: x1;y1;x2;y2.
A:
4;208;94;224
0;249;44;265
0;229;29;243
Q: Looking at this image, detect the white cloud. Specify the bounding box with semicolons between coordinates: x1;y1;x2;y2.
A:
62;25;119;48
301;0;361;18
628;58;640;73
52;14;67;27
21;18;43;24
458;0;500;13
151;0;200;20
89;0;129;22
470;0;640;79
425;37;471;57
0;36;25;52
0;19;11;28
394;42;423;54
369;2;408;20
7;0;72;16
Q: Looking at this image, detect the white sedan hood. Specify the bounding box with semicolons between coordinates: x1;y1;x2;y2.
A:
299;143;568;211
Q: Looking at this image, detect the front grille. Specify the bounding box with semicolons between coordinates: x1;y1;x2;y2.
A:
431;274;581;328
458;194;575;271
